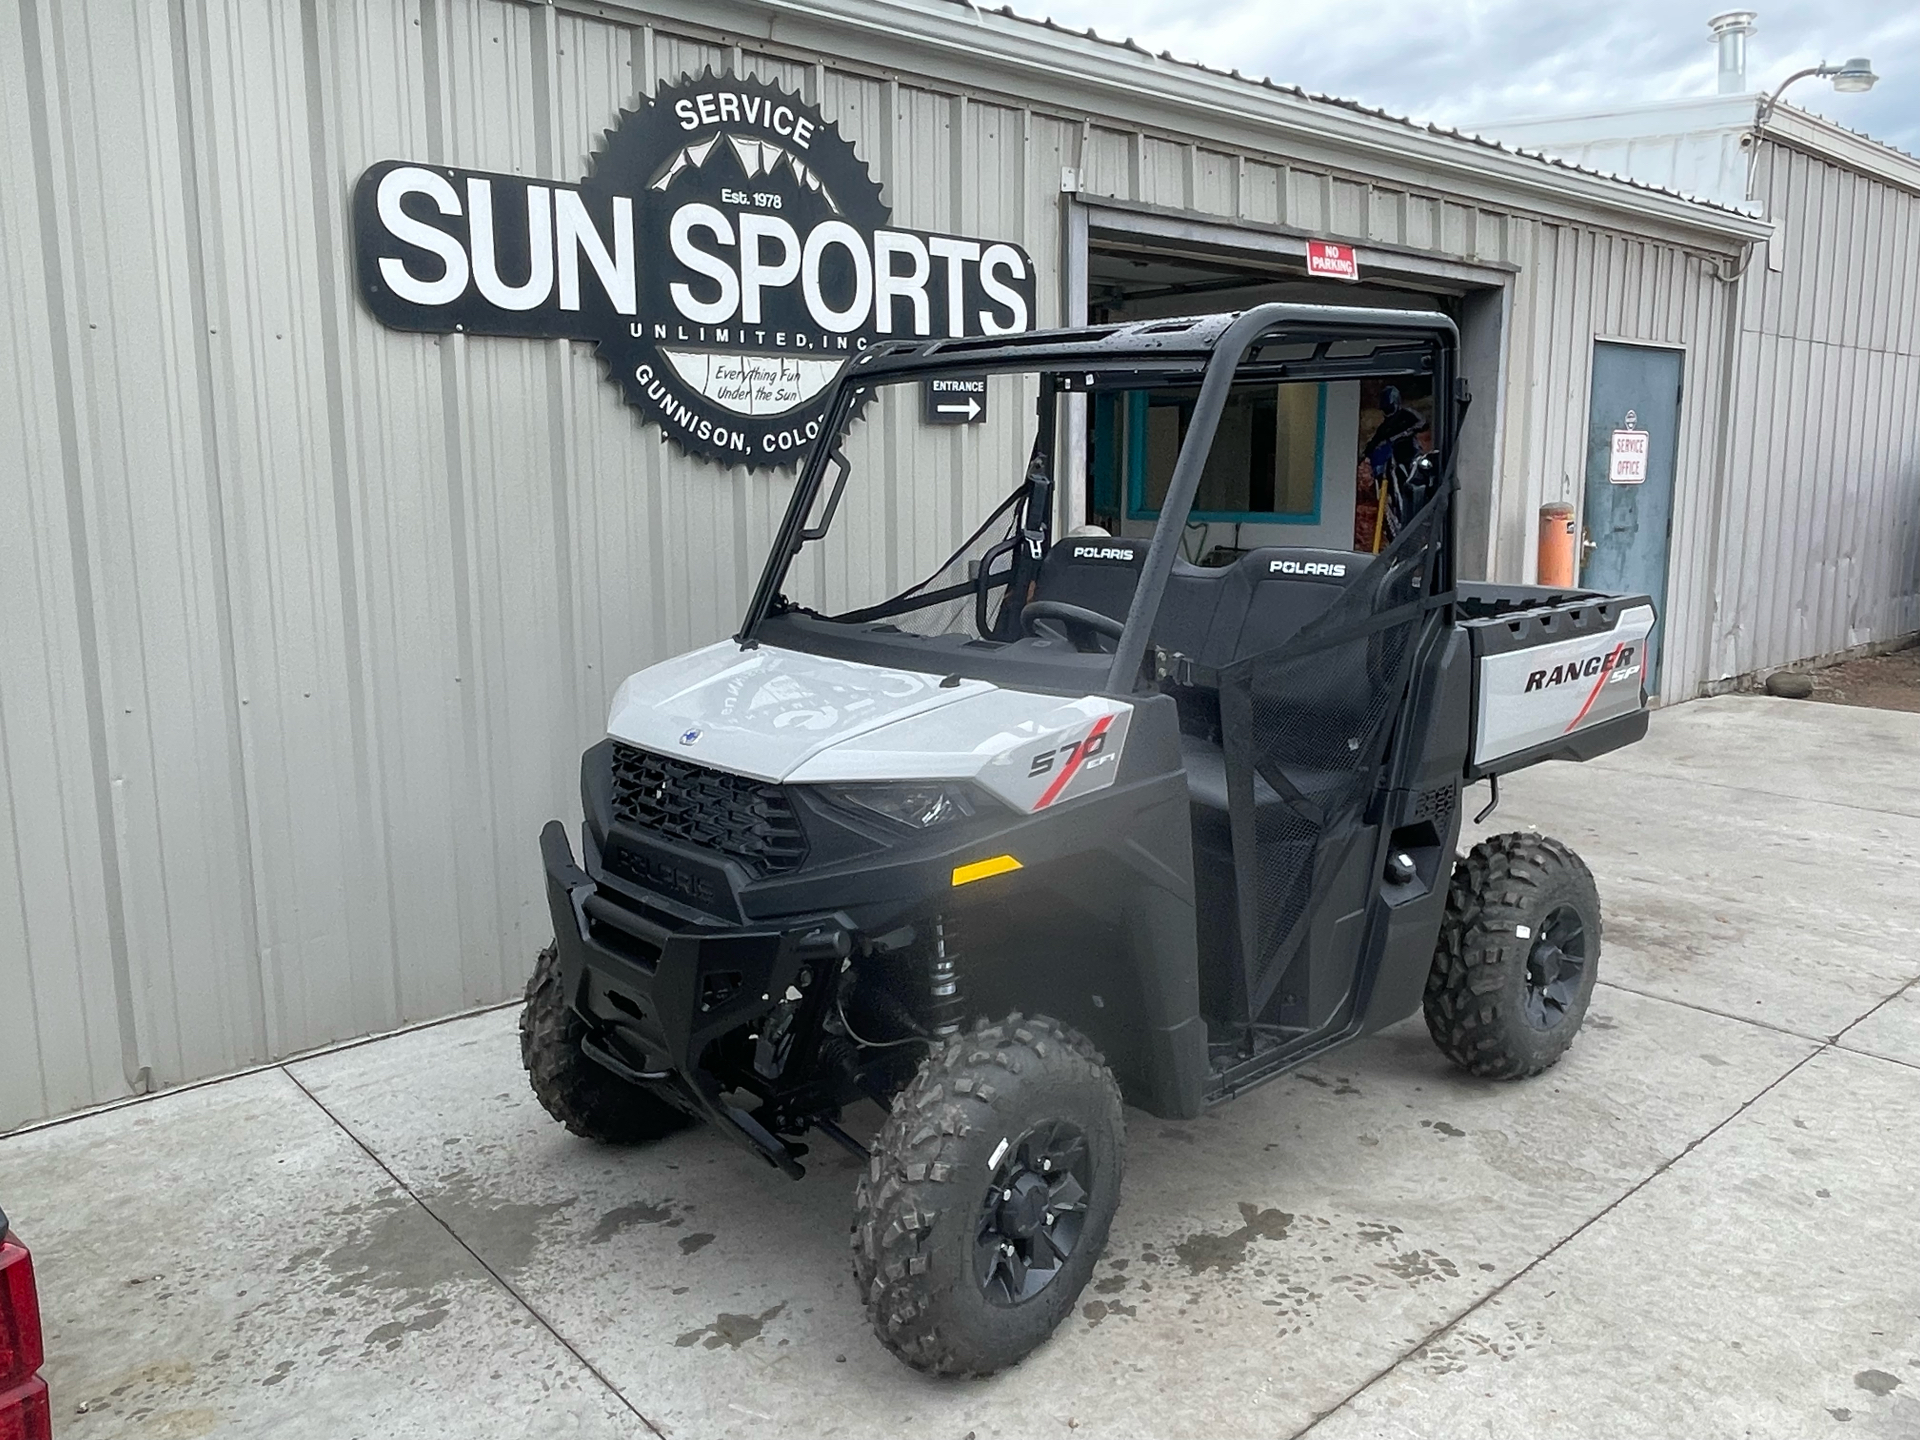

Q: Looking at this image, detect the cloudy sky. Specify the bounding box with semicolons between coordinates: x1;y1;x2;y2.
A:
1019;1;1918;157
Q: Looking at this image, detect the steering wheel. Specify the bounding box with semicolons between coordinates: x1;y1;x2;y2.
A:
1021;600;1126;653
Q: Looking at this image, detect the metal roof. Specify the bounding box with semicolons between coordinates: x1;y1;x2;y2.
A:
924;0;1773;230
702;0;1771;243
1471;93;1920;208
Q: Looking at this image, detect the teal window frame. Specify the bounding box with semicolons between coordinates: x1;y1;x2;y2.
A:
1090;391;1123;518
1123;383;1326;525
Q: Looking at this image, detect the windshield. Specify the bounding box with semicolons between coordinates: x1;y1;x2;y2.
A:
772;369;1047;639
748;364;1442;646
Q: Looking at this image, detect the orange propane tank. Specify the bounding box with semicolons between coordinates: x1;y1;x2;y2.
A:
1538;503;1577;589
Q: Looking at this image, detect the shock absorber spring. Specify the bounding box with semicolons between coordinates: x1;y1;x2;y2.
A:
927;913;964;1037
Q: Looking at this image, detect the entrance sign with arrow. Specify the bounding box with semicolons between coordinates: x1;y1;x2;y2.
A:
923;375;988;425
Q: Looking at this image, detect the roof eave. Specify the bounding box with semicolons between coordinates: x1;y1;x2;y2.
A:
578;0;1771;246
1760;102;1920;199
780;0;1771;243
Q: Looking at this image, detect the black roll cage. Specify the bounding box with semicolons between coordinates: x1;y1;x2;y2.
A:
736;303;1463;693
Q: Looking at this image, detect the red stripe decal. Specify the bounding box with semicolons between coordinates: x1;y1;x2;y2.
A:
1034;714;1115;810
1564;643;1625;734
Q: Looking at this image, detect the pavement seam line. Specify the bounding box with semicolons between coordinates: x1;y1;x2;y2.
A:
1830;1041;1920;1074
1285;1040;1828;1439
1595;976;1920;1071
280;1065;667;1440
1589;759;1920;822
1;998;523;1142
1832;971;1920;1046
1823;973;1920;1075
1593;978;1825;1043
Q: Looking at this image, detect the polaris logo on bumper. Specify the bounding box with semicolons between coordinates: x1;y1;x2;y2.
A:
608;844;722;909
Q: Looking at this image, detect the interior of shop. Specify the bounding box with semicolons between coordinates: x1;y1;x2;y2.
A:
1082;238;1459;563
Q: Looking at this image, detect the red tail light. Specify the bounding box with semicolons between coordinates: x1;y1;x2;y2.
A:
0;1231;48;1440
0;1378;50;1440
0;1234;41;1386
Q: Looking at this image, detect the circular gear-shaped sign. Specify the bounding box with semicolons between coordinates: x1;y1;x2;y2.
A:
584;73;888;466
352;70;1037;471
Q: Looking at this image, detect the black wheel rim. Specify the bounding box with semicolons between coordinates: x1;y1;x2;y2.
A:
1523;904;1588;1031
974;1119;1092;1307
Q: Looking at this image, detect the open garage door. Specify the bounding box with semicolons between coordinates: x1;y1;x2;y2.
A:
1065;207;1508;579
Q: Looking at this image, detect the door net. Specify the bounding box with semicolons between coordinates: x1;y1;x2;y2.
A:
1215;492;1446;1022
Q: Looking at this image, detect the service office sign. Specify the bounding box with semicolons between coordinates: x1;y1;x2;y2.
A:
352;72;1036;469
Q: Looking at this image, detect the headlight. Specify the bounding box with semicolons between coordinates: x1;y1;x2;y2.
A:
822;781;983;829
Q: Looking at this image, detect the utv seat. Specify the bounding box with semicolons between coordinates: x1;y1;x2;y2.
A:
1155;547;1362;669
1227;547;1357;659
1171;547;1380;830
1028;535;1149;626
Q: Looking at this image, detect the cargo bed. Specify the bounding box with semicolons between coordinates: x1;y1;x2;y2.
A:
1457;581;1655;779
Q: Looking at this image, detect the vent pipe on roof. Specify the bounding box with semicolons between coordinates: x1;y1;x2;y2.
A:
1709;11;1758;95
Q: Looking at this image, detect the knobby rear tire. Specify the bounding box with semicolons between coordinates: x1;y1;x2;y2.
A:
1424;833;1602;1079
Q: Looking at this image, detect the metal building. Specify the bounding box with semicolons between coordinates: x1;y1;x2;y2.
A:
5;0;1888;1128
1482;87;1920;685
1725;108;1920;678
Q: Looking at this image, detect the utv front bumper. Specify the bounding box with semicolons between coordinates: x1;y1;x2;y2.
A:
540;820;851;1175
541;701;1215;1155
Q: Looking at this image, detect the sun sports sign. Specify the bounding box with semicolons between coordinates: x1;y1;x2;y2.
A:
351;72;1037;470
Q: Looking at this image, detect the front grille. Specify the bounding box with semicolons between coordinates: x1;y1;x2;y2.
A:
609;742;808;876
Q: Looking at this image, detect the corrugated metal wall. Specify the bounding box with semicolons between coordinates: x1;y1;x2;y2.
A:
0;0;1745;1127
1712;139;1920;679
1492;225;1733;693
1066;146;1737;689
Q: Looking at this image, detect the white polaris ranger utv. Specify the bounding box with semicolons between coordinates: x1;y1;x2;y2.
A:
525;304;1654;1375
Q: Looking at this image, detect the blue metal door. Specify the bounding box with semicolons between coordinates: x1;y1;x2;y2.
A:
1581;342;1682;694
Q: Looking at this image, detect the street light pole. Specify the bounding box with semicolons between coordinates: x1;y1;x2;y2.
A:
1745;57;1878;202
1756;58;1878;129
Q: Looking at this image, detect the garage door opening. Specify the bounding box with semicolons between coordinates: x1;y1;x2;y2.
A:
1069;222;1506;579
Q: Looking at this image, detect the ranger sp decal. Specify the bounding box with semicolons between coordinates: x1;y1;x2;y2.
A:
1470;604;1655;767
1560;642;1639;732
1521;644;1640;695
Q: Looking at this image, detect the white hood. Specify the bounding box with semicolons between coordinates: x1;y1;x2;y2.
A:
605;641;1136;813
605;641;994;782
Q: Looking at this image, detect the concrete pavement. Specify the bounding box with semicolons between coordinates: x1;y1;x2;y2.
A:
4;694;1917;1438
